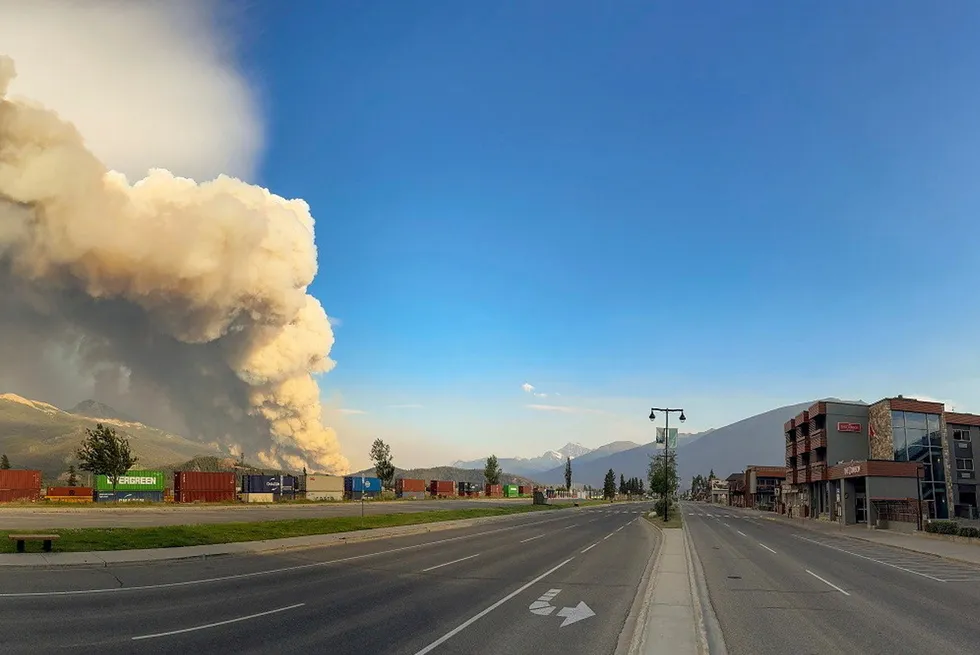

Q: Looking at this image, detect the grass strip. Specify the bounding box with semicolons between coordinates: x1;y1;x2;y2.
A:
0;504;560;553
643;511;683;530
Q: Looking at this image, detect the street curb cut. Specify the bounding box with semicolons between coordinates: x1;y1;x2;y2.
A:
615;514;663;655
683;520;727;655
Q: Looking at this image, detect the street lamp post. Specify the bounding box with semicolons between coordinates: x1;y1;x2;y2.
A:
649;407;686;522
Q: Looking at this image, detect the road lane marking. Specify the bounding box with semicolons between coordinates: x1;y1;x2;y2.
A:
413;558;575;655
421;553;481;572
759;543;777;554
795;536;946;582
723;522;730;527
0;513;579;598
563;524;578;530
580;543;598;553
520;534;546;544
737;530;747;536
132;603;305;640
806;570;850;596
603;533;613;540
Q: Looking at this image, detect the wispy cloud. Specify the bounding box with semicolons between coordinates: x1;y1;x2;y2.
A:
521;382;549;398
525;404;603;415
338;408;366;415
328;316;343;328
388;404;424;409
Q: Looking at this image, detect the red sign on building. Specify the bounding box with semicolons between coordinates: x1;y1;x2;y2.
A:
838;422;862;433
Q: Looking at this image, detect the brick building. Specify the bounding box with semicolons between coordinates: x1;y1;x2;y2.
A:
783;396;980;527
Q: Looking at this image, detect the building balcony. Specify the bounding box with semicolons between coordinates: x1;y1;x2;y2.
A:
809;462;827;481
810;429;827;449
786;442;797;458
796;436;811;453
797;466;810;483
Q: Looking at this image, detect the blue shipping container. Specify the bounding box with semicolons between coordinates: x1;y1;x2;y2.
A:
241;475;298;496
95;490;163;503
343;476;382;493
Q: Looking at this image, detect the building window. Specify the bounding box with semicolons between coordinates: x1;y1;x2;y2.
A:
953;429;971;442
891;409;949;518
957;458;975;471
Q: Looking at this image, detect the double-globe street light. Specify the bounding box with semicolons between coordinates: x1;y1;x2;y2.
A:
649;407;686;521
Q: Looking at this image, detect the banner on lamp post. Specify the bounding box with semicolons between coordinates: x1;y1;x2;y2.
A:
656;427;678;448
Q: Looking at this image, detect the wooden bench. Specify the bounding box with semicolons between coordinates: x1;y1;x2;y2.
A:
8;534;59;553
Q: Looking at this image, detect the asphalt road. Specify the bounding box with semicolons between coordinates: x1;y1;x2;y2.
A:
0;497;583;529
684;501;980;654
0;502;657;654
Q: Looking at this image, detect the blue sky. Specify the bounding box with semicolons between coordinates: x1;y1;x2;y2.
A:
239;2;980;469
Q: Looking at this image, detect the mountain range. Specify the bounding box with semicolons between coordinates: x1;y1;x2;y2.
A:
528;401;817;487
0;393;225;482
450;442;599;477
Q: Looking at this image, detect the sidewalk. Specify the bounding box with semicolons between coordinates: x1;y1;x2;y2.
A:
633;527;703;655
736;506;980;566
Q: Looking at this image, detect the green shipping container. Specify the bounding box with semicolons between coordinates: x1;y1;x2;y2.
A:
504;484;519;497
95;470;165;491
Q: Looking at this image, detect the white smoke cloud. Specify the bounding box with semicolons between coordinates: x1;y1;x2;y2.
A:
0;3;349;473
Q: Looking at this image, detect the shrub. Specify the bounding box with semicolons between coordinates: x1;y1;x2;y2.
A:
926;520;959;535
653;498;672;517
957;526;980;538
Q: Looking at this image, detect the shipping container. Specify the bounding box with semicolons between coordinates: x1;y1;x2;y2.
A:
302;474;344;492
485;484;502;497
305;490;343;501
46;494;93;503
94;470;164;491
175;489;237;503
457;481;474;496
395;478;426;493
504;484;519;498
242;492;274;503
396;490;426;500
429;480;455;497
241;474;299;497
0;470;41;491
343;476;382;493
95;490;164;503
174;471;236;493
45;486;93;498
518;485;531;496
0;489;41;502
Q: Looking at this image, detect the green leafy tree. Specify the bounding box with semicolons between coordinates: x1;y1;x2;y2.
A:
0;453;9;469
619;473;627;495
370;438;396;490
75;423;137;497
484;455;502;486
564;456;572;491
638;478;645;495
67;465;78;487
603;469;617;500
648;452;679;513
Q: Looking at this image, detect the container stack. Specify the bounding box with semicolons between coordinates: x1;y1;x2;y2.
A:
429;479;455;498
344;475;382;500
241;474;299;502
95;470;165;502
395;478;426;499
174;471;237;503
0;470;42;502
485;483;502;497
302;474;344;501
45;486;94;503
503;484;520;498
518;484;532;496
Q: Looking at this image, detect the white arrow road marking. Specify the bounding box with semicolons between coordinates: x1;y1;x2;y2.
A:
557;601;596;627
529;588;562;615
527;589;596;627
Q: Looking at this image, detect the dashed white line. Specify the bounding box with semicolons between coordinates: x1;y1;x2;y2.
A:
806;570;850;596
759;543;777;554
132;603;305;640
413;558;574;655
737;530;747;536
603;533;613;540
581;543;598;553
421;553;481;572
520;534;545;544
723;522;730;527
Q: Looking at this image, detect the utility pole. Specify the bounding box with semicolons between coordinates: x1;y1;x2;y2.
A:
649;407;686;522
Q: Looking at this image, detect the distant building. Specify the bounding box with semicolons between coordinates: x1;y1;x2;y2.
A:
709;478;728;504
726;472;745;507
784;397;979;527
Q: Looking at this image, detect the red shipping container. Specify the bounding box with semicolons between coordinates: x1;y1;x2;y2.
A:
0;489;40;502
174;471;236;493
175;489;237;503
396;478;426;493
0;470;41;491
46;487;94;497
485;484;502;497
429;480;455;495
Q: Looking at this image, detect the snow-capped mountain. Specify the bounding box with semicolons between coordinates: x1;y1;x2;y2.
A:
450;442;596;477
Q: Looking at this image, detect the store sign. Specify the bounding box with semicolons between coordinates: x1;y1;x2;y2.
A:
843;465;862;476
838;422;862;433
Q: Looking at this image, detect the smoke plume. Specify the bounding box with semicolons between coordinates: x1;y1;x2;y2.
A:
0;34;348;472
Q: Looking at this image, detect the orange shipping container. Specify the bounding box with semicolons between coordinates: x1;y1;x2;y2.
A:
396;478;426;493
46;487;93;498
0;470;41;491
174;471;237;493
0;490;40;502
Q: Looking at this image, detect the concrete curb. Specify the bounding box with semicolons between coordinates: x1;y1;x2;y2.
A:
616;515;664;655
0;506;588;569
683;520;727;655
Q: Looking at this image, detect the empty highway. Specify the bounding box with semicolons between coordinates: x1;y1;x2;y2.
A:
684;502;980;654
0;503;655;654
